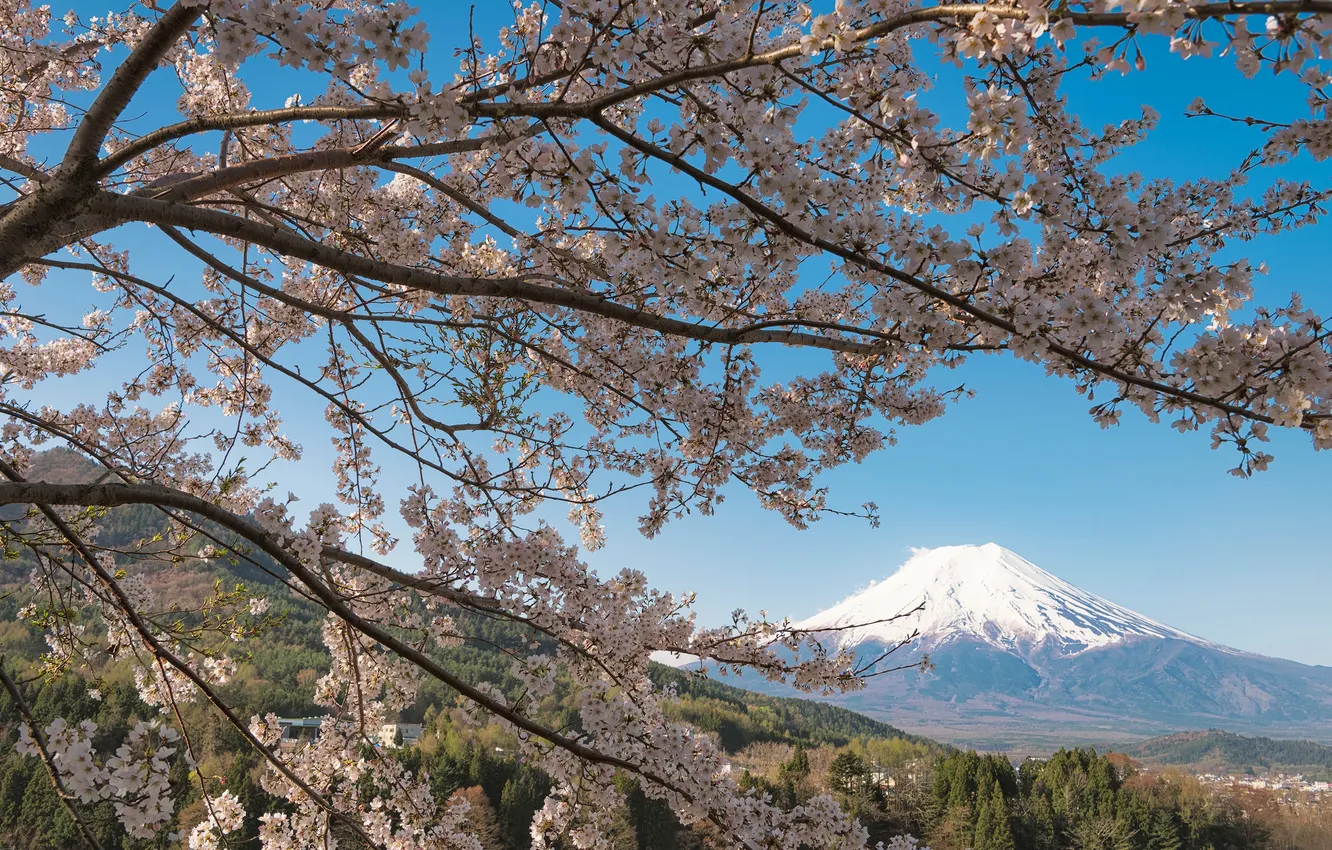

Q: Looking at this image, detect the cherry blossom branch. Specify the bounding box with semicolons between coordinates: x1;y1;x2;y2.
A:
138;130;534;205
589;115;1326;434
472;1;1332;122
320;539;846;681
0;487;831;850
0;480;697;781
83;191;901;357
71;242;608;503
0;3;205;263
97;104;403;176
0;154;47;182
62;1;205;175
0;476;863;836
0;660;107;850
0;463;381;848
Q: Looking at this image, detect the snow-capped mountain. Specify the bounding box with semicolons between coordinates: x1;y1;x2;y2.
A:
677;544;1332;748
794;543;1202;655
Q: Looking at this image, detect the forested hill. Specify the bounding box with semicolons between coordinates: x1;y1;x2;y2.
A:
649;663;934;752
0;448;943;849
0;447;926;754
1131;730;1332;775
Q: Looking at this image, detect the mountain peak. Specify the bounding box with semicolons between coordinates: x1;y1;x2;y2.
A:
795;544;1201;653
660;544;1332;742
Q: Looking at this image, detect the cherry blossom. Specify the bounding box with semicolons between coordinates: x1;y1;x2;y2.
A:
0;0;1329;848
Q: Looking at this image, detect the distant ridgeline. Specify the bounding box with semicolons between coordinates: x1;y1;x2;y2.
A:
1132;730;1332;779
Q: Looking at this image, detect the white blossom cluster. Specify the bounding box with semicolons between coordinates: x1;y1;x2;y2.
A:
187;791;246;850
16;718;182;838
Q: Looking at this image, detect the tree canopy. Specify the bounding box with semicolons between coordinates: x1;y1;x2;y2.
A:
0;0;1329;848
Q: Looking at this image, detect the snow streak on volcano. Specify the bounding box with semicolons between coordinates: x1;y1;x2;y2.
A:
795;543;1203;653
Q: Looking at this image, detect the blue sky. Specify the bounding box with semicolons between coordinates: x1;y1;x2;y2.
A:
28;2;1332;665
431;5;1332;665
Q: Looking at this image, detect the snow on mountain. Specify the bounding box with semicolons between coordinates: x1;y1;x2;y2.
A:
794;543;1203;654
660;543;1332;744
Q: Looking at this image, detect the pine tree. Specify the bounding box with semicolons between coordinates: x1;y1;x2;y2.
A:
0;758;32;832
828;750;870;797
1112;816;1138;850
224;752;267;847
1148;809;1184;850
973;778;1016;850
499;766;549;850
605;802;640;850
617;774;680;850
973;784;998;850
779;744;811;785
737;769;758;793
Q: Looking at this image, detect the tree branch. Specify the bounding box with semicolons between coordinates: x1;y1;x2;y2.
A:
98;104;404;176
0;154;47;182
472;1;1332;121
85;191;898;356
62;1;205;176
0;462;380;849
0;661;107;850
590;115;1323;432
0;479;727;818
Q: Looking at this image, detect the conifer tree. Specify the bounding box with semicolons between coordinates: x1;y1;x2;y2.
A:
779;744;812;785
498;767;549;850
1149;808;1185;850
616;773;682;850
829;751;872;798
973;778;1017;850
605;804;641;850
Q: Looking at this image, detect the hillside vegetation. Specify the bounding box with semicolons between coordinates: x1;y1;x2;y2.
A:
1;449;923;746
0;449;938;849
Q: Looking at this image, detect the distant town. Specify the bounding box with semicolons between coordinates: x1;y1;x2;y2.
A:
1194;771;1332;803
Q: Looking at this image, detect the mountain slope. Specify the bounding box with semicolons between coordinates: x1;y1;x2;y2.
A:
688;544;1332;749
